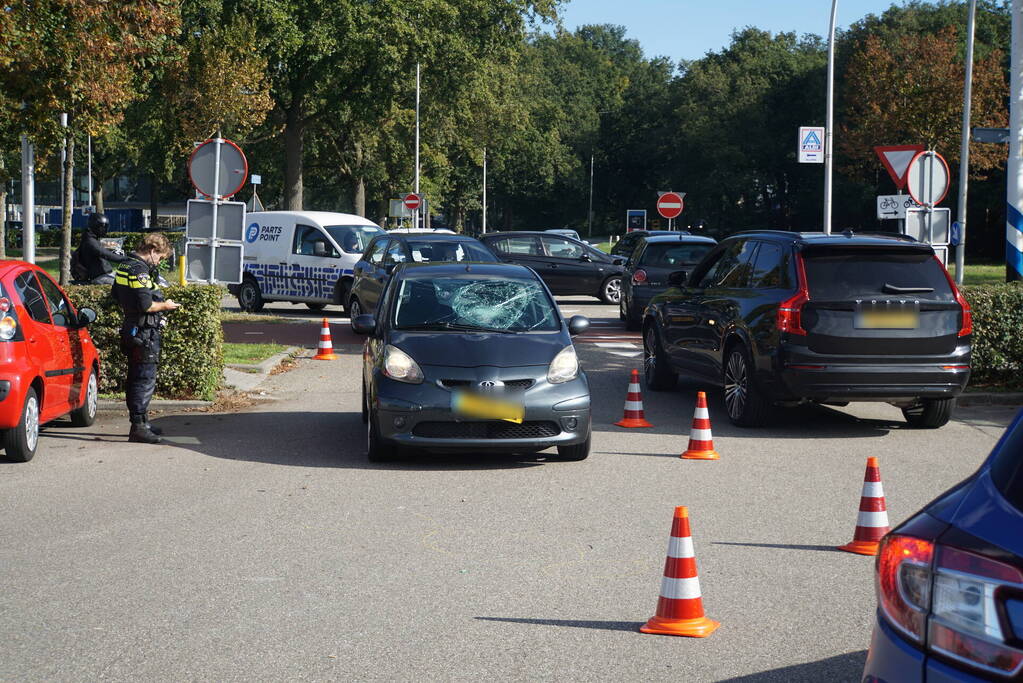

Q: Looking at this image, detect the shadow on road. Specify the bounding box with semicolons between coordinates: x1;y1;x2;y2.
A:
712;541;841;553
719;650;867;682
474;616;641;632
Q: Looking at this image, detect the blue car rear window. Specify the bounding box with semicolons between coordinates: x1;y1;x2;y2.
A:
990;412;1023;513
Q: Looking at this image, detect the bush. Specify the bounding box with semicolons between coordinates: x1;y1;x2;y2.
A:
65;284;225;400
961;283;1023;383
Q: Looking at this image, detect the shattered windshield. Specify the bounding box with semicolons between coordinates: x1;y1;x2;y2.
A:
393;277;560;332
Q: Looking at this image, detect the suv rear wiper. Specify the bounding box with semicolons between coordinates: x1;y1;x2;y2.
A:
882;283;934;294
400;322;514;334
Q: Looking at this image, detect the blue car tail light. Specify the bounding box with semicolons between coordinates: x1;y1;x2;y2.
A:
877;534;1023;678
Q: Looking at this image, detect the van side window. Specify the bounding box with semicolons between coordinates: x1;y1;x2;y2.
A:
293;225;339;258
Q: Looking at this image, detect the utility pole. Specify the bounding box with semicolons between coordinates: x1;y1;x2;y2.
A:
87;135;93;208
955;0;978;285
1008;0;1023;281
481;147;487;235
823;0;838;235
414;63;421;231
20;135;35;264
587;153;594;238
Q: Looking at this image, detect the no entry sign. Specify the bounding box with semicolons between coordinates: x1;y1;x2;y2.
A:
403;193;422;211
656;192;684;219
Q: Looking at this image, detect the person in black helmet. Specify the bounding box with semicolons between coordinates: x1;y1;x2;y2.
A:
73;213;129;284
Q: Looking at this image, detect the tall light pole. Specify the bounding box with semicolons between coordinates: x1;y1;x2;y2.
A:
20;134;35;264
414;62;421;230
1008;0;1023;281
481;147;487;234
587;153;594;237
823;0;838;235
955;0;978;285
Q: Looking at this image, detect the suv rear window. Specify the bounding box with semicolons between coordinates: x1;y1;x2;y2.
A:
639;243;713;268
802;249;954;302
990;413;1023;513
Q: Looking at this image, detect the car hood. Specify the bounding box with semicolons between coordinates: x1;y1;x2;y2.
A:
389;330;566;368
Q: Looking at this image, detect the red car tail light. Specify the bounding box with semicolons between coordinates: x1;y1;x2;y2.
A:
877;534;934;642
632;269;648;285
935;255;972;337
776;253;810;336
0;297;9;313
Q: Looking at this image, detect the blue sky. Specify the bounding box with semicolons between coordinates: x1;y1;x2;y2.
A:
559;0;904;63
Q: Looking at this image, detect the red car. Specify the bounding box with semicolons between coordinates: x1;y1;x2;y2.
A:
0;261;100;462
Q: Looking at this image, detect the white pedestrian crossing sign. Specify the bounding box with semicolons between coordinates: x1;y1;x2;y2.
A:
798;126;825;163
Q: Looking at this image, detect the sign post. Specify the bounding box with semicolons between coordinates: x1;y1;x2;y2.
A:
626;209;646;232
798;126;825;163
875;144;925;234
185;137;248;284
656;192;685;230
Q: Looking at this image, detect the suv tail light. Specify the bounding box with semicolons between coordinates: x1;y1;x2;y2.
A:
935;256;972;337
632;269;648;285
776;253;810;336
877;534;1023;678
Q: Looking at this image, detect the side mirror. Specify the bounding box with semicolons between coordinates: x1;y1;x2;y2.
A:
567;315;590;336
313;241;328;257
351;314;376;335
77;307;98;327
611;256;625;266
668;270;689;287
579;252;592;262
384;263;397;275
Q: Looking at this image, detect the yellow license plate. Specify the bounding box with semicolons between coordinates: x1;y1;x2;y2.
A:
856;311;919;329
451;392;524;423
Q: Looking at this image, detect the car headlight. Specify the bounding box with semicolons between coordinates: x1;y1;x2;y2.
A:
547;345;579;384
383;344;424;384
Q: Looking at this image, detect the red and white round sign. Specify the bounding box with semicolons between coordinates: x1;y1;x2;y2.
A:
656;192;684;219
403;193;422;211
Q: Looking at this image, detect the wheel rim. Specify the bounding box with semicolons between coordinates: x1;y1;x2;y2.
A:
724;351;747;419
644;328;657;379
25;395;39;451
240;284;255;308
350;299;362;319
605;278;622;303
86;373;97;419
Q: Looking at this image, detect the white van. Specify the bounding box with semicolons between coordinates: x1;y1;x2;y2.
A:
231;211;384;313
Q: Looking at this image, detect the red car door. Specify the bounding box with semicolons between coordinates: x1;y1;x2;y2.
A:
35;271;84;412
11;270;72;421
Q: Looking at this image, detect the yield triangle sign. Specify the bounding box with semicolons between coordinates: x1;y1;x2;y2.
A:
874;145;925;190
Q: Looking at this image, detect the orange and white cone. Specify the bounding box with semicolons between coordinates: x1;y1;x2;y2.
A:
615;369;653;428
680;391;719;460
312;317;338;361
640;506;720;638
838;456;891;556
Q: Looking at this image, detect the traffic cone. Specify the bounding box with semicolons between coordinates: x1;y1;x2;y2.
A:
312;318;338;360
838;456;891;556
680;391;719;460
640;506;720;638
615;369;653;428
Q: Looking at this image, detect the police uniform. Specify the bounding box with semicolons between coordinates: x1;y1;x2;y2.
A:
112;254;166;442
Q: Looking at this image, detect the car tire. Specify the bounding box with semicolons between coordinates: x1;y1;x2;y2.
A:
599;275;623;305
69;370;98;428
306;303;326;311
337;280;352;314
238;278;264;313
348;296;364;321
643;325;677;391
624;304;641;331
554;434;590;461
361;380;369;425
902;398;954;429
3;387;40;463
723;345;769;427
366;409;398;462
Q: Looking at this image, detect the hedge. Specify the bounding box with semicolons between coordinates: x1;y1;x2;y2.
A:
6;229;165;250
65;284;225;400
962;283;1023;384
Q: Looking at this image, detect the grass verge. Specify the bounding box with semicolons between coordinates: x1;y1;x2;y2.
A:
223;342;287;366
219;310;295;324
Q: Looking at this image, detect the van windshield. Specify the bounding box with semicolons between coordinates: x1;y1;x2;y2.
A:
324;225;384;254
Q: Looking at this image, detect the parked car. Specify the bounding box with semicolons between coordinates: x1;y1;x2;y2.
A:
480;231;625;304
229;210;385;314
620;234;717;331
610;230;684;257
862;408;1023;682
0;261;100;462
642;231;972;428
348;232;498;318
352;262;592;462
544;229;592;245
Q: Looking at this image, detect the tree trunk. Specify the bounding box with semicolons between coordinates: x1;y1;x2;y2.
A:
353;141;366;216
283;104;304;211
149;173;159;229
94;186;104;214
60;135;74;286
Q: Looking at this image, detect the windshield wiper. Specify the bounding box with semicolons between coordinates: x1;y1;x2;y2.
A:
882;283;934;294
399;322;514;334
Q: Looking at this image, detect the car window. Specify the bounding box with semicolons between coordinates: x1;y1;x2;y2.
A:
750;242;793;289
802;249;955;302
639;243;715;268
408;240;494;263
14;272;51;324
626;242;646;270
541;236;584;259
990;413;1023;514
362;239;386;265
697;240;755;288
293;225;339;258
384;240;407;265
494;236;541;256
323;225;384;254
35;272;75;327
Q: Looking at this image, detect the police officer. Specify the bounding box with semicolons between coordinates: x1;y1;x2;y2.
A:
74;213;129;284
111;233;180;443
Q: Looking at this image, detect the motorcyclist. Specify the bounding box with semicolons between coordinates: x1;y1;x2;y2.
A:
73;213;129;284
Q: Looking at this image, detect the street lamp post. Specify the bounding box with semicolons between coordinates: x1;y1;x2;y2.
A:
587;153;594;238
955;0;978;285
823;0;838;235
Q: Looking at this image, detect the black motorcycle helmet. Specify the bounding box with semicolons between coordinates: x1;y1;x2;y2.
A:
87;213;110;237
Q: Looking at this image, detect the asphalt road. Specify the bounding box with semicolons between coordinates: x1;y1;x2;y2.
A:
2;296;1019;681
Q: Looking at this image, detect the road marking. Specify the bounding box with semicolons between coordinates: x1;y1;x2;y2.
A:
244;332;265;335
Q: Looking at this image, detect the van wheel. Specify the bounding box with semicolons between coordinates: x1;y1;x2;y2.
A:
336;280;352;314
3;388;39;462
306;303;326;311
238;278;264;313
70;370;98;427
902;398;954;429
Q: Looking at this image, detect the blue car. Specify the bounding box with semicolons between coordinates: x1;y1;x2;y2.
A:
862;408;1023;681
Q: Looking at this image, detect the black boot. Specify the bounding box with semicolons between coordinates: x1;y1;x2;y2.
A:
129;422;162;444
143;414;163;436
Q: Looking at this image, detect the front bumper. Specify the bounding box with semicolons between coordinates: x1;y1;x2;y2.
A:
373;369;591;453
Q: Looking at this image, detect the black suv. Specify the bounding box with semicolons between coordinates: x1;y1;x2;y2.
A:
642;231;972;428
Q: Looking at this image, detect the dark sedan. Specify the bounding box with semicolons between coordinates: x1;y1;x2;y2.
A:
620;234;716;330
352;262;592;462
348;232;497;318
610;230;684;257
480;231;624;304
